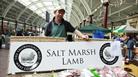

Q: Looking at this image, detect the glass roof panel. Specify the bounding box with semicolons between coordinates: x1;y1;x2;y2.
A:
47;6;55;10
43;2;53;6
36;3;43;8
18;0;32;6
30;0;38;2
35;10;43;14
29;5;38;10
40;13;45;18
17;0;73;20
41;8;47;12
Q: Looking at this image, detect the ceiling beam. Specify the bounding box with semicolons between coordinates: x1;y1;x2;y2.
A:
39;21;47;27
109;5;134;16
17;8;28;20
16;0;47;21
71;15;78;26
72;4;85;20
97;4;134;21
80;0;92;15
70;16;77;27
16;2;35;20
25;6;45;22
71;18;77;25
25;6;47;23
25;12;35;23
2;1;17;17
39;20;45;26
91;4;102;15
70;12;81;26
36;19;44;26
71;11;81;24
32;16;41;25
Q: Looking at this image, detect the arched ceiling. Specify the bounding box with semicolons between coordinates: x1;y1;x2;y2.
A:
1;0;138;27
17;0;73;20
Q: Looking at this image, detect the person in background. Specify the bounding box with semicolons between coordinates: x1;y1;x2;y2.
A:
124;33;136;63
16;28;23;36
115;34;128;61
0;32;2;49
115;33;127;42
45;7;88;39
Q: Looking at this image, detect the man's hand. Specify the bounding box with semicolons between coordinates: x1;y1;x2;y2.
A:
82;35;89;39
74;30;89;39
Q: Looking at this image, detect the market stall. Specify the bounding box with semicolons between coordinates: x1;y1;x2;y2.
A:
79;24;111;33
8;36;131;77
113;22;138;33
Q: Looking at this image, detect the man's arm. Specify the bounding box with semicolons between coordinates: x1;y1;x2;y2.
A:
65;21;88;39
74;29;89;39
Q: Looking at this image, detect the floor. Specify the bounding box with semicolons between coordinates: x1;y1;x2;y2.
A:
124;60;138;77
0;48;138;77
0;49;9;77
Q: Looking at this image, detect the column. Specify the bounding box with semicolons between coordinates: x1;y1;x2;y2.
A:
102;1;109;28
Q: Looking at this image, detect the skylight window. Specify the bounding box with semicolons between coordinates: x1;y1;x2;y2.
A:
36;3;43;7
29;5;38;10
47;6;54;11
35;10;43;14
30;0;38;2
17;0;73;21
41;8;47;12
43;2;53;6
18;0;31;6
40;13;45;18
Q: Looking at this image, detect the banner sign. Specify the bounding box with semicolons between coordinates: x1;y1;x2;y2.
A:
8;41;122;74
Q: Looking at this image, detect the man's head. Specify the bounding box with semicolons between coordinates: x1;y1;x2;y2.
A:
54;7;65;20
54;7;65;14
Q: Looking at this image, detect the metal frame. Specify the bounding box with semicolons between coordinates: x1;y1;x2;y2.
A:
2;1;17;17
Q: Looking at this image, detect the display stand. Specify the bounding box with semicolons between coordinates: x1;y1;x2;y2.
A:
8;36;65;77
10;36;65;42
8;36;125;77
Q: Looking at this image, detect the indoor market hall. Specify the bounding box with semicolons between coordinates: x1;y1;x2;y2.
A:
0;0;138;77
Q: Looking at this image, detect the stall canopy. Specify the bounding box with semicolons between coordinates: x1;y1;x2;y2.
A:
79;24;111;33
113;25;126;33
113;22;138;33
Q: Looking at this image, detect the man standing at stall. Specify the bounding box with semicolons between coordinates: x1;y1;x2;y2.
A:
44;7;88;39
